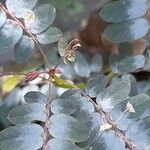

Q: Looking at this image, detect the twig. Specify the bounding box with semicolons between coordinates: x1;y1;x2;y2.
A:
0;3;50;66
42;79;51;150
75;87;136;150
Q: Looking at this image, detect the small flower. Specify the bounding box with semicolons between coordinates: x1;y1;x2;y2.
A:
126;101;135;113
26;71;39;81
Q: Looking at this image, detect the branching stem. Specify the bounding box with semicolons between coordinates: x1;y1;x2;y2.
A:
75;87;136;150
42;79;51;150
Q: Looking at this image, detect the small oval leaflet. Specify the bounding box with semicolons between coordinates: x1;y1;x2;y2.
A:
104;18;149;43
92;130;125;150
0;123;44;150
100;0;148;23
24;91;47;103
6;0;38;18
14;35;35;64
0;19;23;54
25;4;56;34
109;54;146;74
90;54;103;73
0;9;7;28
74;52;90;77
8;102;46;124
96;81;131;112
49;114;90;142
125;116;150;149
86;74;108;98
58;38;68;56
36;27;63;45
47;138;84;150
51;99;76;115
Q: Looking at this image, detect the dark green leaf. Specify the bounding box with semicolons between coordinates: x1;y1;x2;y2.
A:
0;123;44;150
0;10;7;28
104;18;149;43
25;4;56;34
6;0;38;18
14;35;35;64
100;0;148;23
8;103;46;124
36;27;62;44
24;91;47;103
47;138;84;150
86;74;108;98
49;114;90;142
0;19;23;54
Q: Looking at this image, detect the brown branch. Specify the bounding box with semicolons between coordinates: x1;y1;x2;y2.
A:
42;79;51;150
0;3;50;66
76;87;136;150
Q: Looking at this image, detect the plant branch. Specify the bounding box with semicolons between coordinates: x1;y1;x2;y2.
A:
0;3;50;66
75;87;136;150
42;79;51;150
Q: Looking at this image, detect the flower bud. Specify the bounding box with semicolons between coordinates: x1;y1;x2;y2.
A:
26;71;39;81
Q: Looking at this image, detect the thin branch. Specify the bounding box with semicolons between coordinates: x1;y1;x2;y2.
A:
75;87;136;150
0;3;50;66
42;79;51;150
